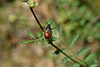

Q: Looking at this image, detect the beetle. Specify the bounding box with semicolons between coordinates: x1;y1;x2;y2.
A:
37;23;55;40
44;24;52;39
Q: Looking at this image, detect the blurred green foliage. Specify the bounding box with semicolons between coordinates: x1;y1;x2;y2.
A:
51;0;100;43
0;0;100;67
49;0;100;66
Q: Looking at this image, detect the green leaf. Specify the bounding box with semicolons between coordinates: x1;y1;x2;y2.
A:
77;47;90;56
27;31;37;39
52;28;57;35
36;41;39;45
62;56;74;63
44;40;49;45
58;22;62;39
52;36;58;41
61;48;67;52
84;53;96;64
21;40;36;44
52;52;57;56
90;63;99;67
36;32;41;37
69;34;79;47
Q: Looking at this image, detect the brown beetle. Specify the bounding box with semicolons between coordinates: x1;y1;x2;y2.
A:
44;24;52;39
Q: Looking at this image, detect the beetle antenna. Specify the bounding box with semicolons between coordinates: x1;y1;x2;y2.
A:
52;27;55;30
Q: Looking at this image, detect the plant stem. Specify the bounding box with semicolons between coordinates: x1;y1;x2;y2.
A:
49;41;83;66
29;7;44;31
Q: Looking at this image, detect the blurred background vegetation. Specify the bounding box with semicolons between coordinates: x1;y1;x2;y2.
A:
0;0;100;67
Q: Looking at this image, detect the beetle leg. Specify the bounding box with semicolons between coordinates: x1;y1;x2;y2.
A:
51;27;56;30
39;34;43;38
34;33;43;39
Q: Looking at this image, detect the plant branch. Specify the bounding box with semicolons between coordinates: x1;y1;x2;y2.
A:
29;6;84;67
29;7;44;31
60;39;89;67
49;41;83;66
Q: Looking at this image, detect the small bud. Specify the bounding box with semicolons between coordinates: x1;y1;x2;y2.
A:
27;0;39;8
